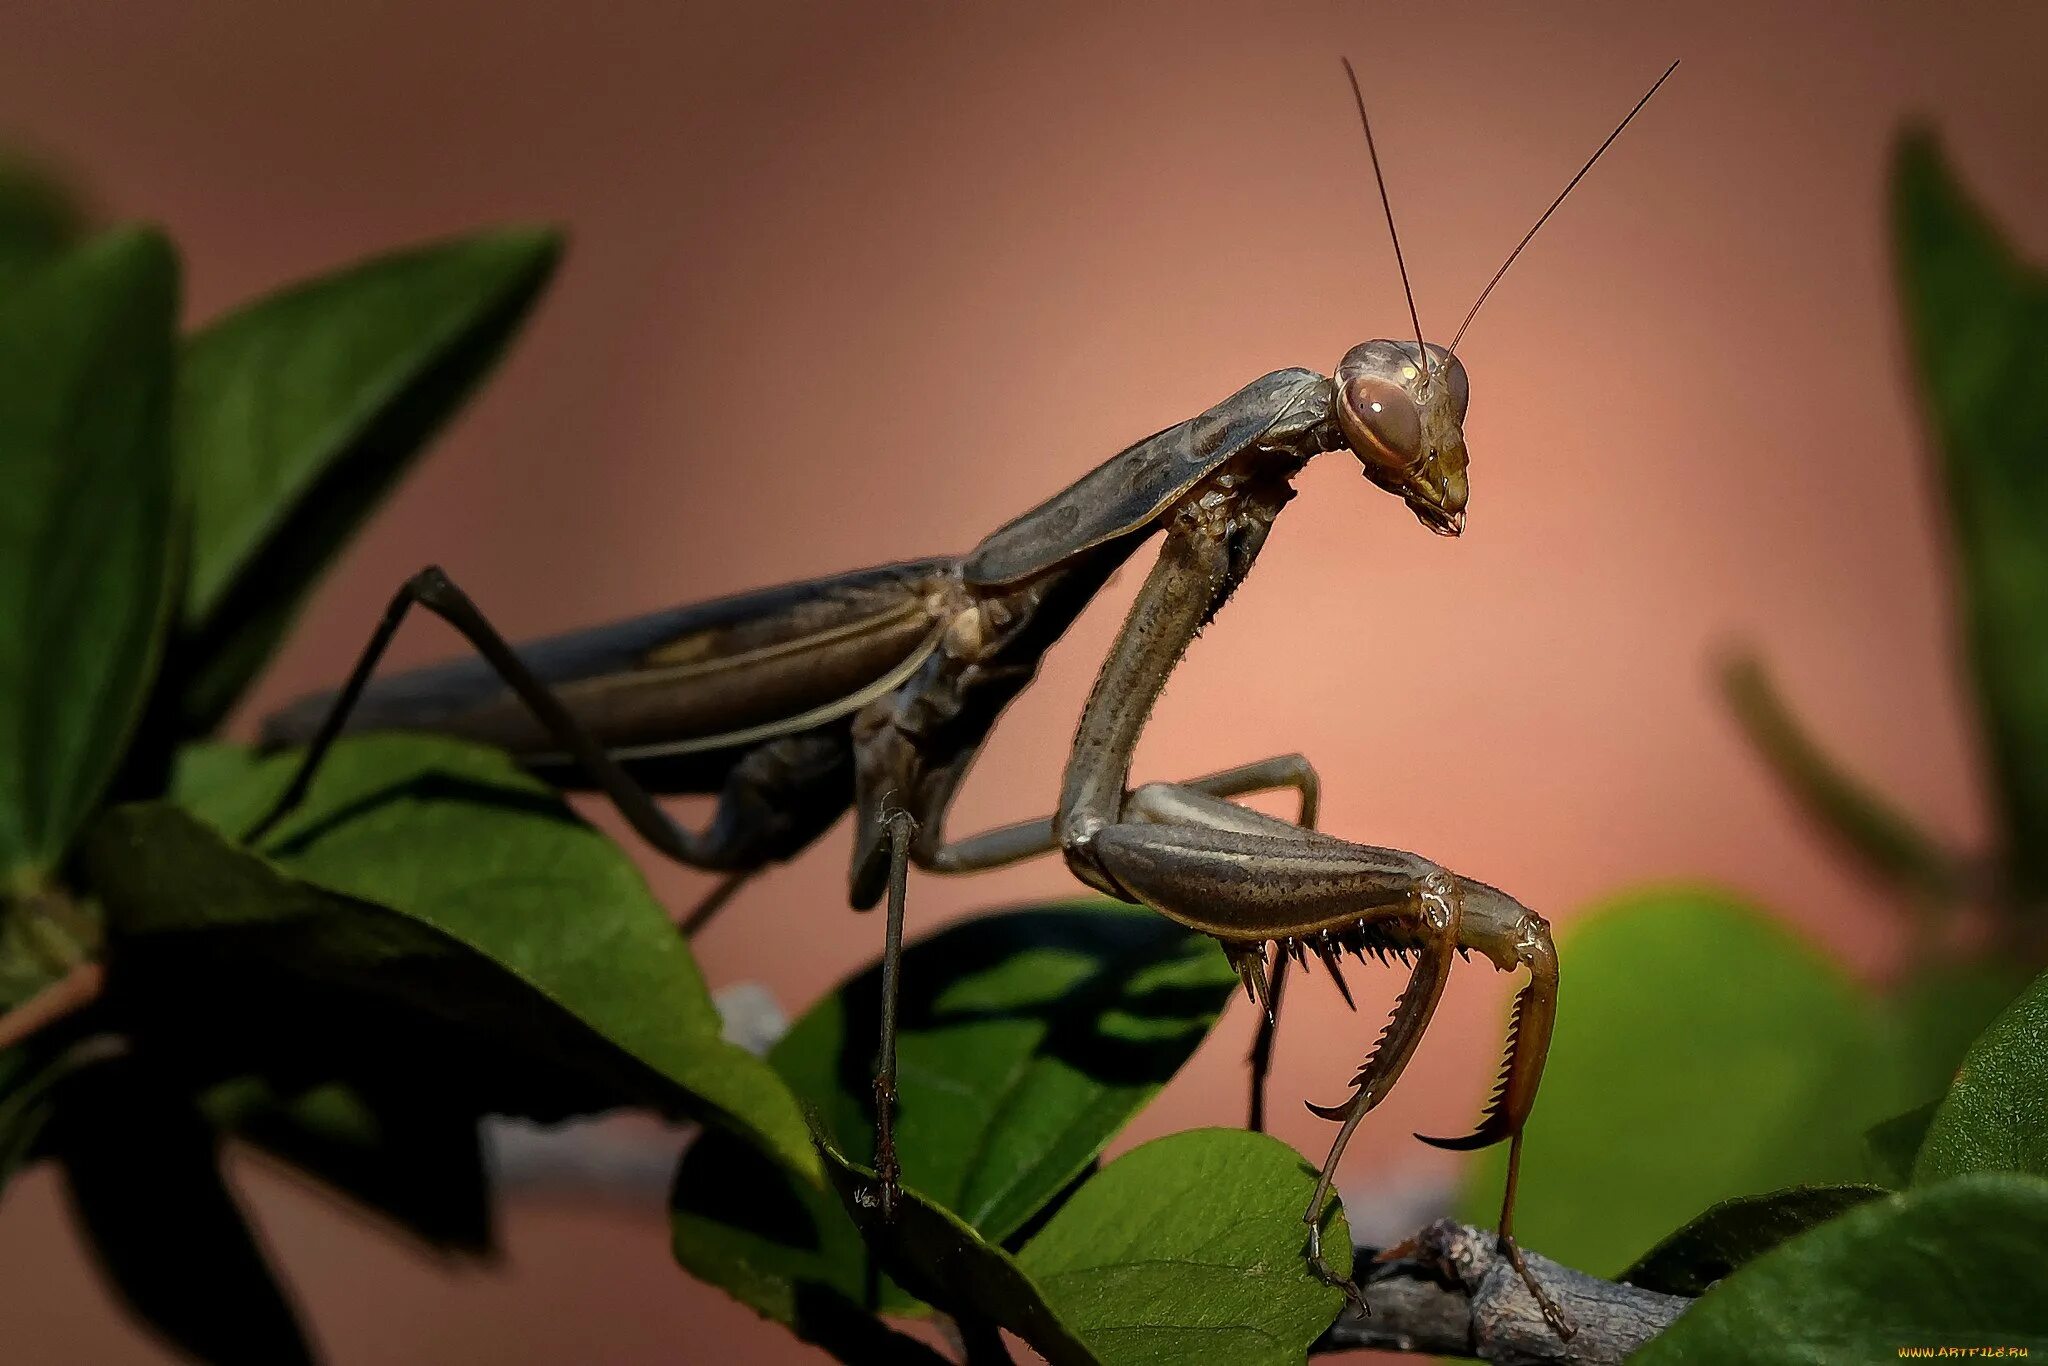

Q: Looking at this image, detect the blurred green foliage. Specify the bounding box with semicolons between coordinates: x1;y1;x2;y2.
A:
1729;129;2048;939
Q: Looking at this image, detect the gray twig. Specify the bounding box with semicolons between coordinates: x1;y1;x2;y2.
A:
1313;1219;1691;1364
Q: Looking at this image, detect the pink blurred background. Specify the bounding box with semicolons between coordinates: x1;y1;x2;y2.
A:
4;0;2047;1360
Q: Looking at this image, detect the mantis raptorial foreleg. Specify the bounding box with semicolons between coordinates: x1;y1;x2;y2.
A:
1031;489;1570;1326
1246;954;1291;1134
1075;799;1454;1298
1085;790;1568;1331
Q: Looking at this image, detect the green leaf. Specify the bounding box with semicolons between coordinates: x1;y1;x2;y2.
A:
1013;1129;1351;1366
817;1129;1350;1366
1632;1173;2048;1363
0;151;86;292
1721;652;1961;905
1620;1184;1887;1296
1895;131;2048;899
171;228;561;730
1913;968;2048;1184
53;1055;314;1366
672;1124;910;1345
1457;887;1901;1277
81;736;815;1178
202;1076;493;1254
0;228;178;889
671;902;1237;1324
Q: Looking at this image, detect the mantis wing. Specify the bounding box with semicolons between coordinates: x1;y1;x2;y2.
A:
261;559;957;782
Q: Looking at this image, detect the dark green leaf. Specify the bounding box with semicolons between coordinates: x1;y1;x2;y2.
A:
1895;131;2048;899
672;1126;905;1343
1721;653;1961;905
1457;888;1902;1277
0;228;178;888
1621;1184;1887;1296
1862;963;2030;1184
820;1140;1098;1365
53;1055;313;1366
82;736;815;1177
1913;968;2048;1184
202;1076;492;1254
0;151;86;292
1865;1101;1940;1188
171;228;561;730
1632;1173;2048;1363
819;1129;1351;1366
671;902;1237;1323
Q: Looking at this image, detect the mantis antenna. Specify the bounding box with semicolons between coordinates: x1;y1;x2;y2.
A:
1448;59;1680;356
1341;56;1430;382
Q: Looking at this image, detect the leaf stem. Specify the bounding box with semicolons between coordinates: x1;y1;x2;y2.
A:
0;959;105;1053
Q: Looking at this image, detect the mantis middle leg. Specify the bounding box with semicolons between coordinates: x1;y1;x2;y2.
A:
850;752;1322;1210
902;753;1322;1132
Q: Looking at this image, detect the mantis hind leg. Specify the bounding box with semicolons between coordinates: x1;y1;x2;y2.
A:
250;566;852;931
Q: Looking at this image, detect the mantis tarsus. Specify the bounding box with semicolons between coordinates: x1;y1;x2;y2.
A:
260;57;1676;1331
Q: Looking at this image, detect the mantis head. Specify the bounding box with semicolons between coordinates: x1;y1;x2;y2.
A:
1333;55;1674;538
1335;339;1469;536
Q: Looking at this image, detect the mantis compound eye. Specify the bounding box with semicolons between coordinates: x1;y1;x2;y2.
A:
1438;354;1470;422
1338;374;1424;470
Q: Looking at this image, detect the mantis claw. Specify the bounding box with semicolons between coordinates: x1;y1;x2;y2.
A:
1499;1232;1575;1341
1306;1223;1369;1316
1304;1096;1352;1122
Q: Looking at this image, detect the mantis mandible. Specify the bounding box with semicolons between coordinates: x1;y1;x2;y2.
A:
260;58;1675;1328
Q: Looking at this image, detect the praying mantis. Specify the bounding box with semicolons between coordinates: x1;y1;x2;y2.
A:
260;58;1676;1331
